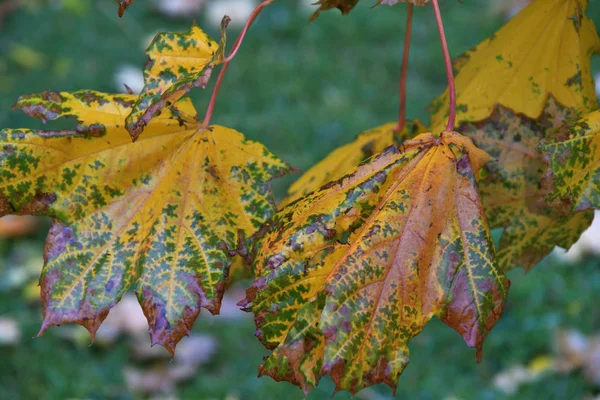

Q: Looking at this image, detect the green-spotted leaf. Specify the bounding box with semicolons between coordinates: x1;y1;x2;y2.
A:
242;132;509;395
125;19;229;141
459;98;594;271
0;90;292;353
542;110;600;212
494;210;593;269
282;120;428;207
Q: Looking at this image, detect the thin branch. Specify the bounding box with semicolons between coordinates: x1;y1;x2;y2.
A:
203;0;274;127
432;0;456;132
395;3;414;133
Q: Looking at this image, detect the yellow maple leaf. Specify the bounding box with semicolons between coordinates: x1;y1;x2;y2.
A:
431;0;600;133
0;90;291;353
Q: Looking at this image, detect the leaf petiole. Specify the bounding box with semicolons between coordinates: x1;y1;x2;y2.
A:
203;0;275;127
395;3;413;133
432;0;456;132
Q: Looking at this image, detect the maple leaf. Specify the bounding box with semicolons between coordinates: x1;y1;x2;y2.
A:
542;110;600;212
494;211;593;270
429;0;599;271
0;90;292;353
125;19;229;141
117;0;136;17
242;132;509;394
431;0;599;131
282;120;427;207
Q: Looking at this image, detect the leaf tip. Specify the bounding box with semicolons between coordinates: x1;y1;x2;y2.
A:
236;297;251;310
148;332;177;357
36;318;52;338
127;125;142;142
123;83;135;95
83;322;100;343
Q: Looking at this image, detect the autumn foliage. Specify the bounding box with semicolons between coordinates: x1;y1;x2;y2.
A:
0;0;598;396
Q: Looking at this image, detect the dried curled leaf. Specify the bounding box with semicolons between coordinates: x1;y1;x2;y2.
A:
0;90;291;353
118;0;136;17
431;0;600;133
309;0;427;21
243;132;509;395
126;20;229;141
309;0;358;21
460;98;594;271
542;110;600;212
282;120;428;206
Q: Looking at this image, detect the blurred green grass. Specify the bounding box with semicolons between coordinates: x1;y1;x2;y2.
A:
0;0;600;399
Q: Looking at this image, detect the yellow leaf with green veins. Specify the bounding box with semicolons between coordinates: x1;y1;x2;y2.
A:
282;120;427;207
542;110;600;212
459;98;594;271
0;90;292;353
126;20;228;141
242;132;509;394
431;0;600;133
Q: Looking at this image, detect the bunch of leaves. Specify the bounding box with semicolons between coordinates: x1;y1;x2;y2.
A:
253;0;600;394
287;0;600;272
2;0;600;397
429;0;600;271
